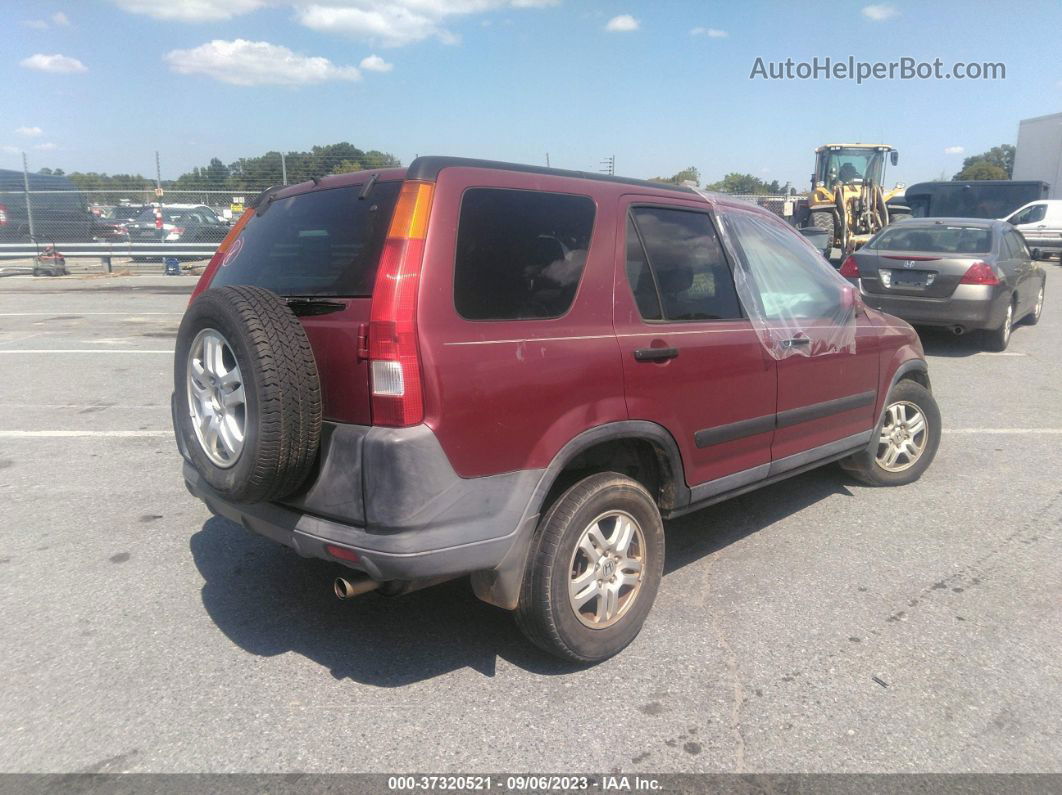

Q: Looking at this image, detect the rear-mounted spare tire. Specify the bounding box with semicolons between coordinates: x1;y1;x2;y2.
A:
174;285;322;503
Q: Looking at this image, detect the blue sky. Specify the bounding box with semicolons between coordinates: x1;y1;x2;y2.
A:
2;0;1061;188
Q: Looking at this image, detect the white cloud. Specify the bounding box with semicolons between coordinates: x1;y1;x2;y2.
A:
20;53;88;73
24;19;50;29
51;11;71;25
604;14;639;32
113;0;265;22
359;54;393;72
296;3;455;47
165;39;363;85
34;142;58;151
2;145;21;154
862;4;899;21
15;126;43;137
944;146;965;155
690;26;727;38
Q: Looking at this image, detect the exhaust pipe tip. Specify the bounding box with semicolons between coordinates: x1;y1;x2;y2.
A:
334;576;379;600
951;325;965;336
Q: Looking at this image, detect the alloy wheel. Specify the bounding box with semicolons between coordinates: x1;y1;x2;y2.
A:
186;328;246;468
568;511;646;628
876;400;929;472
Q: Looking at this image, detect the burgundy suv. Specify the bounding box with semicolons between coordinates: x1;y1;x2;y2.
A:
173;157;940;662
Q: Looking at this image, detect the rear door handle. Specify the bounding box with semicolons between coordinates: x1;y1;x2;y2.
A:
634;347;679;362
781;337;811;350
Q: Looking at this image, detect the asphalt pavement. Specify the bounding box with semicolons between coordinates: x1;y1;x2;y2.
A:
0;270;1059;773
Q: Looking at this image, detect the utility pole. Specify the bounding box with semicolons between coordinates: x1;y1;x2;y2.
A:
546;152;551;168
21;152;35;241
155;150;161;190
281;152;288;185
600;155;615;176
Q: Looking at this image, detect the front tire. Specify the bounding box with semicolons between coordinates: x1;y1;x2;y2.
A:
840;380;941;487
515;473;665;663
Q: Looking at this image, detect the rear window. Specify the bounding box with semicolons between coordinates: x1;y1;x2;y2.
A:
869;225;992;254
454;188;595;320
210;182;400;297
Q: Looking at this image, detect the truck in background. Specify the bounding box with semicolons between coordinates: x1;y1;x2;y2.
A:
1013;111;1062;199
903;180;1048;220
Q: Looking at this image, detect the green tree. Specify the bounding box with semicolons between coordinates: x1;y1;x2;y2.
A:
705;173;775;194
953;144;1014;180
649;166;700;186
954;161;1008;180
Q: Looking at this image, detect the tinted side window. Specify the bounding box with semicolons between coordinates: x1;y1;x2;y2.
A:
454;188;595;320
628;207;742;321
721;210;842;320
1008;230;1030;259
1013;204;1046;225
625;216;662;320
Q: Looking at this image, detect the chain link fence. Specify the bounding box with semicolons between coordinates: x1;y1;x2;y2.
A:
0;164;806;276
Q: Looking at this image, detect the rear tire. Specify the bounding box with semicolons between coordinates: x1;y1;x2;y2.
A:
515;473;665;663
1024;282;1044;326
982;297;1015;352
840;380;941;487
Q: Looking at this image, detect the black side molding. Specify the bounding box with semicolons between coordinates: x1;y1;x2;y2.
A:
695;390;876;449
776;390;876;429
694;414;774;448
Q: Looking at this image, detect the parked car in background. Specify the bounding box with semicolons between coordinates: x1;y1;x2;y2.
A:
91;204;148;243
1001;200;1062;260
0;169;93;243
126;204;229;246
174;156;941;663
841;218;1046;351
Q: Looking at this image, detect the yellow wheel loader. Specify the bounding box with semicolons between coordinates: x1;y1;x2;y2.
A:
800;144;909;254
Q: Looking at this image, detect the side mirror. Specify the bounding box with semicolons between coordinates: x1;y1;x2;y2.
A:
1031;248;1042;260
890;151;899;166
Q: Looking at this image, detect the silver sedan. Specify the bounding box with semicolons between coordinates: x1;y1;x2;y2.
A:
842;217;1046;351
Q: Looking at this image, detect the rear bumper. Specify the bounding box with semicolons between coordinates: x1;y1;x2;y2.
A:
859;283;1008;331
176;401;543;582
183;463;538;581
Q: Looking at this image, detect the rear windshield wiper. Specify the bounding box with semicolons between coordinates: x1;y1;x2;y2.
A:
359;173;379;200
284;296;347;316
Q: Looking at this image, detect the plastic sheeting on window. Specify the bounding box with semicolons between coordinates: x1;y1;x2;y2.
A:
691;188;858;360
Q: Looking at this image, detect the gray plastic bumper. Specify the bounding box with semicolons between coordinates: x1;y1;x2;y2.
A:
179;415;543;583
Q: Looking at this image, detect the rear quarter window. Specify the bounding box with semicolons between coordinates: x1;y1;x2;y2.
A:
453;188;595;320
210;182;399;297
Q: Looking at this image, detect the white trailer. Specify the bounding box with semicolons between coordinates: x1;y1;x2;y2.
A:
1013;112;1062;199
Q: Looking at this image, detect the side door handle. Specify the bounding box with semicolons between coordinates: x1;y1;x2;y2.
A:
780;337;811;350
634;346;679;362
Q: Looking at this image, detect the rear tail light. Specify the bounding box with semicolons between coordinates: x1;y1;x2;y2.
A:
189;209;255;302
154;209;163;230
165;226;185;241
839;255;860;278
0;203;7;226
959;262;1000;285
369;180;434;427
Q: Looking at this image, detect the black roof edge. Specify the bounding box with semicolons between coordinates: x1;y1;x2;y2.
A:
405;156;698;195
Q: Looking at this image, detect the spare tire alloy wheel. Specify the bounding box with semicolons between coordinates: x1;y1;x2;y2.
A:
187;328;245;467
175;285;322;504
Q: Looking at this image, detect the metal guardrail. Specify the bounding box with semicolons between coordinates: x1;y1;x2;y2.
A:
0;242;218;261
